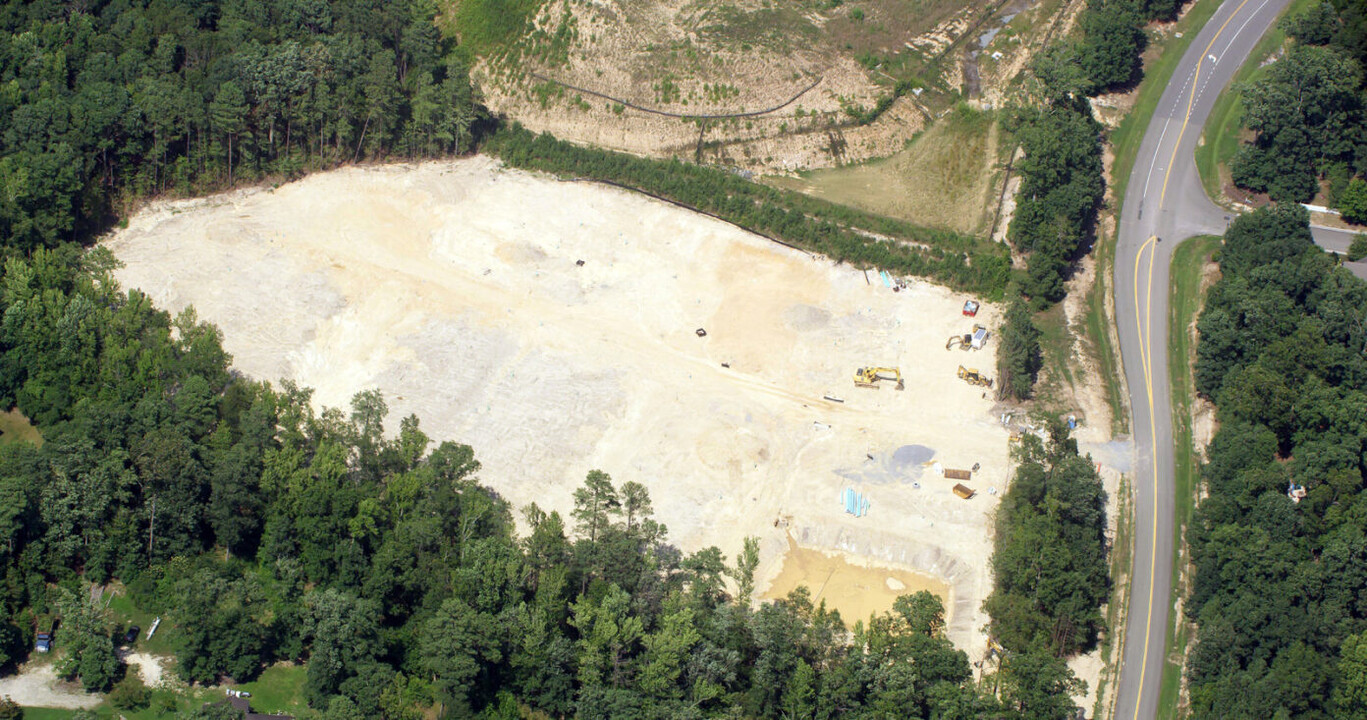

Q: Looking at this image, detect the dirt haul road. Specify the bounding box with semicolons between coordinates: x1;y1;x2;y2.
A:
104;157;1009;651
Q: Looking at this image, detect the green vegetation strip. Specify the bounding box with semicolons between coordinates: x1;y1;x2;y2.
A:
1157;234;1220;720
483;125;1012;296
1194;0;1309;201
1095;474;1135;719
1084;234;1127;434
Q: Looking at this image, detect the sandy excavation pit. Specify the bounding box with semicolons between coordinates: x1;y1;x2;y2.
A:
104;157;1009;652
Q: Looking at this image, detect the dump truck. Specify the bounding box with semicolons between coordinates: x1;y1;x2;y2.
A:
957;365;993;388
952;483;975;499
854;367;904;390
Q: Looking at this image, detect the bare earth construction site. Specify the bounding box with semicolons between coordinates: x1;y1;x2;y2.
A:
104;158;1009;653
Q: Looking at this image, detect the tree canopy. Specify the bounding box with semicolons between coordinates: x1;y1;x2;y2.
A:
1186;203;1367;718
0;0;485;252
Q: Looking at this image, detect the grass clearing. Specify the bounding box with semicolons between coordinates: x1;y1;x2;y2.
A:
1085;235;1128;435
0;408;41;446
1157;234;1220;720
766;105;999;233
445;0;545;60
106;589;176;658
1194;0;1307;203
232;664;308;717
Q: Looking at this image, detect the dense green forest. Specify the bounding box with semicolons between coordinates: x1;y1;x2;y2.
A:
985;420;1110;659
1005;97;1105;306
0;0;486;250
1229;1;1367;205
0;248;1095;719
1185;203;1367;718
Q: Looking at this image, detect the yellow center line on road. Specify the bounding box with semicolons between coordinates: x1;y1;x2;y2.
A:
1130;233;1159;720
1131;1;1265;712
1158;0;1255;209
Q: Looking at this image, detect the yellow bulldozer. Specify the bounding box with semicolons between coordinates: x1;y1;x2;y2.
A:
854;366;904;390
957;365;993;388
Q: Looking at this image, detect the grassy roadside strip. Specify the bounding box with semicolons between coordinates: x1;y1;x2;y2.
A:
1093;473;1134;720
1108;0;1223;206
1194;0;1308;202
1084;233;1126;435
1085;0;1223;438
1155;234;1220;720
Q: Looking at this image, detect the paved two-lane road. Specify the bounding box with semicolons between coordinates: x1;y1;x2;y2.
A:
1112;1;1289;718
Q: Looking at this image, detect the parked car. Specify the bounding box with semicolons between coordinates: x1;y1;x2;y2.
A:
123;626;140;645
34;632;52;653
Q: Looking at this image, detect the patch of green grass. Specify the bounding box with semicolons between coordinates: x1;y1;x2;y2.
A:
766;105;998;234
1036;301;1077;395
105;590;175;658
0;408;41;446
447;0;544;59
233;664;308;717
1156;234;1220;720
1195;0;1308;202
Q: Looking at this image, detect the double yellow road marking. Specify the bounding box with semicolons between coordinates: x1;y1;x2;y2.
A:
1129;0;1263;713
1158;0;1256;209
1130;235;1159;719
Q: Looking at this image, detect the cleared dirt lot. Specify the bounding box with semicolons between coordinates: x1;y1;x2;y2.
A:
104;158;1009;652
0;663;102;709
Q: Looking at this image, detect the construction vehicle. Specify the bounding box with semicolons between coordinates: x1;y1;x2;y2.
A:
854;366;904;390
957;365;993;388
946;325;990;350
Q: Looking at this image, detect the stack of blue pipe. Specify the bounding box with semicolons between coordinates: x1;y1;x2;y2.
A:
841;487;871;517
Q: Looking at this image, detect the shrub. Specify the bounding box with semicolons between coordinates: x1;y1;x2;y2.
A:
109;673;152;711
1348;233;1367;261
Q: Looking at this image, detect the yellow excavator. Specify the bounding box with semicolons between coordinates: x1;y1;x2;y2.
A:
957;365;993;388
854;366;904;390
